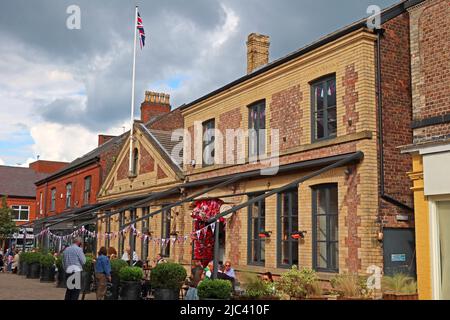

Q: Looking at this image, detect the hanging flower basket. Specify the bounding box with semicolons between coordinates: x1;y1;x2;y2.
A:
291;231;307;240
258;231;272;238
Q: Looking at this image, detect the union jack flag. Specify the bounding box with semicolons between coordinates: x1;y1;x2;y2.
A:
137;11;145;49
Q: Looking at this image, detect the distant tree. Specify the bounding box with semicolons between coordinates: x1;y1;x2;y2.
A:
0;196;19;250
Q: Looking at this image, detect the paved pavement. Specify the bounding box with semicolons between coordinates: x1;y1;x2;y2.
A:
0;272;96;300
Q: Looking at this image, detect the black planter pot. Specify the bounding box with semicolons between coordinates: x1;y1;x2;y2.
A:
154;288;179;300
40;266;55;282
56;271;67;288
120;281;142;300
21;262;29;276
27;263;41;279
81;271;92;293
18;261;25;275
105;273;120;300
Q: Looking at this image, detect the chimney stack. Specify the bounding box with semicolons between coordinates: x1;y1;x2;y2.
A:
140;91;171;123
98;134;116;146
247;33;270;74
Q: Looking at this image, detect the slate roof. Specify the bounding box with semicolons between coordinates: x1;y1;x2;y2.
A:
0;166;49;198
35;132;129;185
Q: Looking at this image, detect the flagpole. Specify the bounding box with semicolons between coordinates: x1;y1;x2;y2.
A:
129;6;138;175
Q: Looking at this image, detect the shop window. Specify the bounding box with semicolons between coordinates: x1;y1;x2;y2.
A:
311;76;336;141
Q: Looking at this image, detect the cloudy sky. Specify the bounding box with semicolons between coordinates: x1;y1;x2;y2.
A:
0;0;399;166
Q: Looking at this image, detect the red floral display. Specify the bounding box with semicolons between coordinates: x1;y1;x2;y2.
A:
191;199;224;266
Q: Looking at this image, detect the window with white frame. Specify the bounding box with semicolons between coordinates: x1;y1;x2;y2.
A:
12;205;30;221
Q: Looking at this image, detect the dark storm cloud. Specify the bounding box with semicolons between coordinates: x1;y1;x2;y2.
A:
0;0;399;132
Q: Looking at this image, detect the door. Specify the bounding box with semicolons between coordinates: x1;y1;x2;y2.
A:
383;228;416;277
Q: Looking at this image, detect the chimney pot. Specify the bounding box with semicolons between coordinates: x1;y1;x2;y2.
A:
247;33;270;74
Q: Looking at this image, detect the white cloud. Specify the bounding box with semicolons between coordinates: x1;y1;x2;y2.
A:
211;4;240;49
0;158;4;165
29;122;98;162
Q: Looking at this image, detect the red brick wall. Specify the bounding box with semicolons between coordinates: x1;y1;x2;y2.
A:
157;165;168;179
218;107;243;163
29;160;67;174
343;164;361;272
342;65;359;134
36;163;101;217
411;0;450;144
270;85;303;152
149;108;184;131
140;102;170;124
140;147;155;174
117;155;129;180
6;197;37;226
378;12;414;223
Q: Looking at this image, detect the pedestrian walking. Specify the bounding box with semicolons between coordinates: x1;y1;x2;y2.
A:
62;238;86;300
94;247;111;300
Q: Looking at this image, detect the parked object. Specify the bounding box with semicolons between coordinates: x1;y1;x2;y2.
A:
151;262;187;300
119;266;143;300
382;273;418;300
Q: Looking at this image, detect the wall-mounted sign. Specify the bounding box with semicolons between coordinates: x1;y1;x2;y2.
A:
391;253;406;262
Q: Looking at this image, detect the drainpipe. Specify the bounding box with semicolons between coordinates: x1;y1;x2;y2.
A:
375;28;413;212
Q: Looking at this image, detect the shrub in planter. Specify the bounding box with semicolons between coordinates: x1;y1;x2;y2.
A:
26;252;42;279
19;252;30;276
119;266;143;300
198;279;232;300
330;273;373;300
275;266;320;299
151;262;187;300
106;259;129;300
242;274;279;300
55;255;66;288
81;256;94;293
40;254;56;282
382;274;418;300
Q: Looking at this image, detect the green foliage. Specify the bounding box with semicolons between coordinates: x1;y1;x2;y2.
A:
83;256;94;273
119;266;143;282
330;273;371;298
382;274;417;294
275;266;319;299
20;252;30;263
0;196;19;240
27;252;42;264
110;259;128;274
55;255;63;269
150;262;187;290
198;279;232;299
243;274;277;299
40;253;55;268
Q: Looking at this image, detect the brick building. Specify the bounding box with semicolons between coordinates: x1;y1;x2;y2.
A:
401;0;450;300
92;1;422;281
31;132;127;251
0;160;67;249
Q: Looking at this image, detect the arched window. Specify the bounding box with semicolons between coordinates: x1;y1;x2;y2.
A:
132;148;139;176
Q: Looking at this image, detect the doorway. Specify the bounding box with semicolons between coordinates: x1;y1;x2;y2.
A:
218;221;226;264
383;228;416;277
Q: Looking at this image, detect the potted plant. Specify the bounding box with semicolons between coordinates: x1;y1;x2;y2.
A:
81;255;94;293
26;252;42;279
119;266;143;300
382;274;418;300
151;262;187;300
330;273;373;300
19;252;29;276
275;266;322;299
40;253;56;282
198;279;232;300
241;274;279;300
55;255;66;288
106;259;128;300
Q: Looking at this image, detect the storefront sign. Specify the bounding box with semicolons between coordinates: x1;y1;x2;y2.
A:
391;253;406;262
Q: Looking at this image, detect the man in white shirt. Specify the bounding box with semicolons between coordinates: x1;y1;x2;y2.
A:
121;247;139;265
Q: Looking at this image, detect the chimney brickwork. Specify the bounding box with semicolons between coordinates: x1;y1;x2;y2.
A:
140;91;171;123
247;33;270;74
